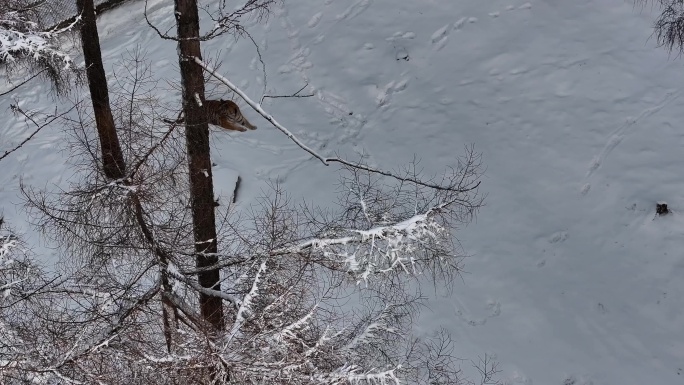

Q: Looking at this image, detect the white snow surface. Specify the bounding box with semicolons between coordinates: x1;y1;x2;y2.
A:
2;0;684;384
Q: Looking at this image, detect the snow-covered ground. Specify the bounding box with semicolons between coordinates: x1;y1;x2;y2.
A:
2;0;684;383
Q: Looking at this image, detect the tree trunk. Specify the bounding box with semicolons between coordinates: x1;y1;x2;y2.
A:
174;0;224;330
76;0;126;179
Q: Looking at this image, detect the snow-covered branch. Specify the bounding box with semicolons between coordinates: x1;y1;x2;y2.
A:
342;306;399;352
270;201;453;281
0;234;18;261
193;56;328;164
0;10;78;68
227;261;265;341
1;41;482;384
194;57;480;193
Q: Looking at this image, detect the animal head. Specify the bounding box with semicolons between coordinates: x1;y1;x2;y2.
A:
219;99;257;131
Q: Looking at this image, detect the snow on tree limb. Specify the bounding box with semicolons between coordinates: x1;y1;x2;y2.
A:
342;306;399;352
267;200;454;281
0;234;18;261
0;11;79;68
193;56;480;193
193;56;328;164
227;260;266;341
1;46;482;384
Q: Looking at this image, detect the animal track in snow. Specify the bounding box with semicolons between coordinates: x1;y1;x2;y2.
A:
505;2;533;11
317;89;368;143
386;31;416;41
335;0;371;21
583;90;680;188
307;12;323;28
580;183;590;196
254;156;311;182
375;79;410;108
430;15;482;51
548;231;569;244
563;374;595;385
507;372;533;385
454;299;502;326
430;24;451;50
436;6;529;51
275;1;375;147
453;17;467;30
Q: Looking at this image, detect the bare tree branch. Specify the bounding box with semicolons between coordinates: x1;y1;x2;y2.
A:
637;0;684;53
0;104;75;163
260;83;314;103
0;68;45;96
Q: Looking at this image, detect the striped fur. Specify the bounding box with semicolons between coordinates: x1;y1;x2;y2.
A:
206;99;257;132
164;99;257;132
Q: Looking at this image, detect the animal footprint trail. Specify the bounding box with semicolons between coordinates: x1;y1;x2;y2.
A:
317;90;369;143
274;1;379;146
430;14;483;50
454;298;502;327
445;1;531;40
386;31;416;42
584;90;680;183
318;90;353;116
254;156;312;182
375;78;410;108
307;12;323;28
548;231;569;244
431;24;451;51
454;17;467;30
335;0;372;21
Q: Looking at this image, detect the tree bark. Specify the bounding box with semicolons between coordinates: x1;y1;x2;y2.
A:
174;0;224;330
76;0;126;179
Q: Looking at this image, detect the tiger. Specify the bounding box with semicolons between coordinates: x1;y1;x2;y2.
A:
164;99;257;132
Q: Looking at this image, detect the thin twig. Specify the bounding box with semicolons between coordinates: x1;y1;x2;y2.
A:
126;120;180;181
0;69;46;96
261;83;315;103
328;157;481;192
0;104;75;163
243;29;268;98
144;0;178;41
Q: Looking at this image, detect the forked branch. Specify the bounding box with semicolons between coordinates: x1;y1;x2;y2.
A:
0;104;76;163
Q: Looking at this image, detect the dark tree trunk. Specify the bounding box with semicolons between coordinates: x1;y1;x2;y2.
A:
76;0;126;179
174;0;225;330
